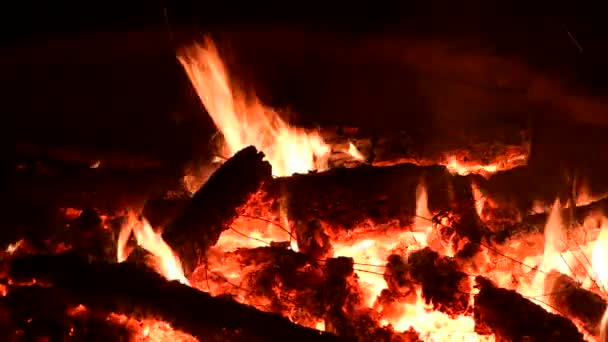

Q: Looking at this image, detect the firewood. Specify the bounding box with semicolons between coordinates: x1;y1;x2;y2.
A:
8;253;348;342
319;126;530;175
265;163;454;229
546;271;607;337
1;285;134;341
473;276;585;342
492;196;608;244
16;142;166;169
163;146;272;275
13;164;180;213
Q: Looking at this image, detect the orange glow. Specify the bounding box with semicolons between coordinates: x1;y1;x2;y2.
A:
178;37;331;177
117;212;189;285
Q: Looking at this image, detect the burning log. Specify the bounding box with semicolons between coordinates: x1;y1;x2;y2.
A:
8;253;348;342
163;146;272;275
473;276;585;341
546;271;607;337
319;126;530;176
266;163;454;229
492;196;608;244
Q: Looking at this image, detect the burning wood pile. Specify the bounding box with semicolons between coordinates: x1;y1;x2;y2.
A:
6;36;608;342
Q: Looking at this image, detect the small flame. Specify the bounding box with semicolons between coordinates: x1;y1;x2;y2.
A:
347;142;365;161
178;37;330;177
117;213;189;285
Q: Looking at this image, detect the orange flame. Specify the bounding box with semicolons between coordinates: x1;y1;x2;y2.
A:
117;213;189;285
178;37;331;177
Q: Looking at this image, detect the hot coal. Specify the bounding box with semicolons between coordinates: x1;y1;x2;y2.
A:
217;246;420;341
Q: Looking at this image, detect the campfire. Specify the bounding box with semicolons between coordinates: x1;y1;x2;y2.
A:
7;35;608;342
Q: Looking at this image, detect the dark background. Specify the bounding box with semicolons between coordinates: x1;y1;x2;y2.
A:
5;2;608;234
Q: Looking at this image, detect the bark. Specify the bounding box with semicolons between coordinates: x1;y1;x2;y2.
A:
473;276;584;342
546;271;607;337
8;253;348;342
163;146;272;275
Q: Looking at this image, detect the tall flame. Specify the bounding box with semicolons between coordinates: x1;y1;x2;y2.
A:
177;37;330;176
117;213;189;285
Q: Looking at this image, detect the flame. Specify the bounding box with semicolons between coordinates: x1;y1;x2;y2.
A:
178;37;330;177
117;213;189;285
347;142;365;161
592;218;608;291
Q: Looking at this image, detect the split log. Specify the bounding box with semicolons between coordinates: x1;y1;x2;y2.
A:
546;271;607;337
473;276;585;342
8;253;348;342
163;145;272;276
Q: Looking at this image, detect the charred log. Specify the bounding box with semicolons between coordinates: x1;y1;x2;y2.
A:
1;285;134;341
163;146;272;275
13;164;180;213
384;248;470;317
9;253;347;342
266;163;454;229
221;246;419;342
546;271;607;337
492;196;608;244
473;276;584;342
319;126;530;175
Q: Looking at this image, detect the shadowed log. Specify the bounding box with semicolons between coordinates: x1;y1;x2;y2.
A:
546;271;607;337
474;276;584;342
8;253;348;342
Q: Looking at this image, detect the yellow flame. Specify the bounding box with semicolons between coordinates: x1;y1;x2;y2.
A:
177;37;330;177
592;218;608;291
117;213;189;285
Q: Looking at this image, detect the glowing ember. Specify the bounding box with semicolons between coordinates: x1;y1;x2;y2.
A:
117;213;189;285
178;37;331;177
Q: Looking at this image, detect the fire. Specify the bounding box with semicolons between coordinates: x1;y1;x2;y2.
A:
117;212;189;285
592;218;608;291
178;37;331;177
